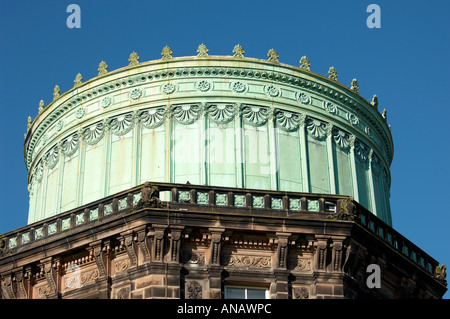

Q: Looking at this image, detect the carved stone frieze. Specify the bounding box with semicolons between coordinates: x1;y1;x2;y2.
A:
181;250;206;264
223;253;271;268
293;287;309;299
186;281;202;299
288;257;312;271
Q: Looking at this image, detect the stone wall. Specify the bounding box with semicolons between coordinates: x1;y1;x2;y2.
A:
0;184;445;299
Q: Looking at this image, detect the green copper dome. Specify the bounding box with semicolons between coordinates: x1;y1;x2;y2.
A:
24;45;394;225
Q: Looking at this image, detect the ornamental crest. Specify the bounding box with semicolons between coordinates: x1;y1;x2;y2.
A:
306;117;330;140
61;132;79;157
46;145;59;169
332;127;352;151
205;103;237;124
171;104;202;125
109;113;135;136
138;107;167;129
274;109;301;132
82;122;105;145
241;105;270;127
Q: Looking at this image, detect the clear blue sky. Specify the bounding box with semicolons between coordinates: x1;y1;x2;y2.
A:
1;0;449;298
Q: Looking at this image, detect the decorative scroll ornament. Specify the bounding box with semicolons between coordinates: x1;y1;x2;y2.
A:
82;122;105;145
323;101;337;115
299;56;311;70
332;127;352;151
233;44;245;58
205;103;237;124
138;107;167;128
224;254;271;268
241;105;270;127
98;61;108;76
267;49;279;63
196;43;209;57
274;109;301;132
306;117;329;140
196;80;212;92
129;88;143;100
231;81;247;93
128;51;140;66
109;113;135;136
266;85;280;98
61;132;79;157
38;100;45;113
346;112;359;125
297;92;311;105
74;73;83;87
162;83;176;94
53;85;60;100
328;67;338;80
350;79;359;93
171;104;202;125
161;46;173;60
46;145;59;169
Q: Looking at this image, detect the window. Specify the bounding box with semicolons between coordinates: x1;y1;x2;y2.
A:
224;286;269;299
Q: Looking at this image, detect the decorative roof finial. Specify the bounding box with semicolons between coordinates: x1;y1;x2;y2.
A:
197;44;209;57
27;116;32;131
128;51;140;66
371;94;378;109
53;85;60;100
299;56;311;70
350;79;359;93
98;61;108;76
74;73;83;87
233;44;245;58
267;49;279;63
161;46;173;60
38;100;45;113
382;108;387;120
328;67;338;81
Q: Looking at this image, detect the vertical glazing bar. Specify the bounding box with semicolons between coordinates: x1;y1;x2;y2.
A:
235;106;244;188
326;125;336;194
268;116;279;190
349;135;359;202
299;114;309;192
55;143;65;215
367;150;378;218
103;123;112;197
76;131;85;206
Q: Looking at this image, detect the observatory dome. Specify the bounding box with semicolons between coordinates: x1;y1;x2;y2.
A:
24;45;394;225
